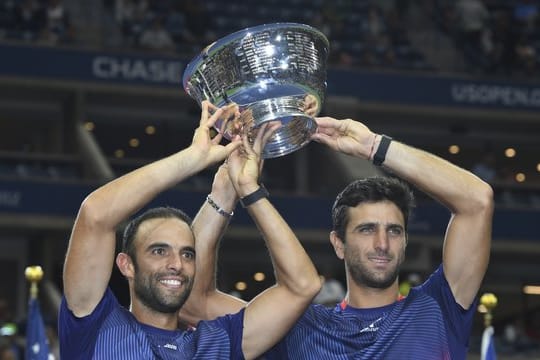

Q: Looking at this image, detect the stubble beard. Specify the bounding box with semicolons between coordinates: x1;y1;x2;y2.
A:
345;245;404;290
134;271;193;314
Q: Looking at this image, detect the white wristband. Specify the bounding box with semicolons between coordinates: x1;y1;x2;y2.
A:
206;195;234;218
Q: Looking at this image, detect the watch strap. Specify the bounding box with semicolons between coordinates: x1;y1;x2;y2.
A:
373;135;392;166
240;185;269;208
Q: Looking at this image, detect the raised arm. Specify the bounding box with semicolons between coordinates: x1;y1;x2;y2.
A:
63;101;241;317
179;97;322;326
179;162;247;327
313;116;494;309
228;123;322;360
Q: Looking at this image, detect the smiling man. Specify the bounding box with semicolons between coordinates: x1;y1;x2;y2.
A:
58;102;321;360
119;207;196;317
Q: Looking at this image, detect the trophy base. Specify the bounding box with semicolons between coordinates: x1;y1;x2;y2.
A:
217;95;318;159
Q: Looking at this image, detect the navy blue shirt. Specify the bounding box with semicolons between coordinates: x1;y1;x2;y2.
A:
263;265;476;360
59;288;245;359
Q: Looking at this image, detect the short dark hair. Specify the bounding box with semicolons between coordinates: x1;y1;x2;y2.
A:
331;176;415;241
122;207;193;262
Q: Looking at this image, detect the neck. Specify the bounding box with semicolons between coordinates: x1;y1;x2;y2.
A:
345;279;400;309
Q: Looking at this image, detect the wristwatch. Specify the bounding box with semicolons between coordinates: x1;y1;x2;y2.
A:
240;185;269;207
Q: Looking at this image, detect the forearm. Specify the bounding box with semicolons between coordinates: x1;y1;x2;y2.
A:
381;140;493;214
315;117;493;210
192;163;238;293
181;162;244;321
240;197;321;360
85;146;206;228
185;195;237;314
247;198;321;297
191;200;234;291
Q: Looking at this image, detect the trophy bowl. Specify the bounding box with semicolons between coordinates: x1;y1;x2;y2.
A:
182;22;329;158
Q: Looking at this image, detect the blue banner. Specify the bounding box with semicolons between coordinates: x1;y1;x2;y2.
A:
0;44;184;87
481;326;497;360
328;68;540;111
25;298;50;360
2;44;540;111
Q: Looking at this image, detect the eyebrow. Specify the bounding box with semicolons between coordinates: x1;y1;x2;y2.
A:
146;243;196;254
386;224;405;232
146;242;171;252
353;222;404;230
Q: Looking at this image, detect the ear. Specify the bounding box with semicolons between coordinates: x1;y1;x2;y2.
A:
116;252;135;279
330;231;345;260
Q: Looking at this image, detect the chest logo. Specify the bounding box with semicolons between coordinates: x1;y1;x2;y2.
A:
163;343;177;350
360;317;383;333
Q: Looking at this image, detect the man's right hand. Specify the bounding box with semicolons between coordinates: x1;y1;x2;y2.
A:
189;101;242;168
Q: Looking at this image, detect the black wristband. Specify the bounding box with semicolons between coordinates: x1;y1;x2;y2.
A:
240;185;269;208
373;135;392;166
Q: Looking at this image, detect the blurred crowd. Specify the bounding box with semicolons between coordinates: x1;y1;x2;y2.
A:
0;0;537;76
433;0;539;77
0;0;74;45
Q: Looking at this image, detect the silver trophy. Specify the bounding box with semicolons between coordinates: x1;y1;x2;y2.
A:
182;23;329;158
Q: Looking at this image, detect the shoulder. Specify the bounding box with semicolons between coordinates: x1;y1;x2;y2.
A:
59;288;133;359
288;303;336;328
407;265;477;320
60;287;119;322
410;265;447;296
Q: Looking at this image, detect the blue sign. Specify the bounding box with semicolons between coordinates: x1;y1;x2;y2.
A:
1;44;540;111
0;44;184;87
328;68;540;111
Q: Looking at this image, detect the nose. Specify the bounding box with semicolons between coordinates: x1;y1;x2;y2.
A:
167;253;183;272
373;229;389;252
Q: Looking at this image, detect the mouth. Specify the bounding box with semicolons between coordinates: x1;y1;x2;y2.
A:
158;278;184;289
368;257;392;266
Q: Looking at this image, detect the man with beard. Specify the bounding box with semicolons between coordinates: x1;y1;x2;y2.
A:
182;115;494;359
58;101;322;359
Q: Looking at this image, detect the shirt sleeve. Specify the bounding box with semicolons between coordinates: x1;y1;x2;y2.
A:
58;287;117;359
209;308;246;359
416;264;478;346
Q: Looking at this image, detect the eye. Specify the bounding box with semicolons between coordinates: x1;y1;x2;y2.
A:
182;250;195;260
151;247;167;256
388;226;403;236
